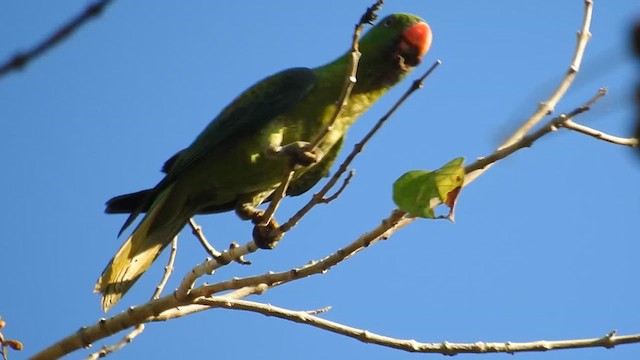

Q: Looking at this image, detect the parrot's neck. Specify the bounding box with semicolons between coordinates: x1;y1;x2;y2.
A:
318;52;410;123
306;54;410;155
324;50;409;100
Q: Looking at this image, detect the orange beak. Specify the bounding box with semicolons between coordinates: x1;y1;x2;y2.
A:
402;22;432;61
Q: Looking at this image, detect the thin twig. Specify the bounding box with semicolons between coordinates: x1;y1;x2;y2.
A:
502;0;593;146
322;170;355;204
465;88;607;174
196;297;640;355
84;325;144;360
278;60;442;235
560;119;639;147
85;237;178;359
309;0;384;149
0;0;115;78
260;0;383;226
465;0;593;185
305;306;333;315
175;241;260;299
153;284;270;321
258;169;294;226
153;237;178;299
188;218;221;258
188;218;250;264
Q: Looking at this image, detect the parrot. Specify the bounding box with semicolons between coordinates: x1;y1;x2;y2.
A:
96;13;432;312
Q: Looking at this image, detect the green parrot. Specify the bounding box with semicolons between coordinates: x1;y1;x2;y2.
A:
96;13;432;312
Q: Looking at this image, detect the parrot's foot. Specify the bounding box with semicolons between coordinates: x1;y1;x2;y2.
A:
235;203;264;221
267;141;324;169
252;219;284;249
235;203;284;249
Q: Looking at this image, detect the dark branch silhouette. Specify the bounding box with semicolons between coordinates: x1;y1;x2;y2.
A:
0;0;115;79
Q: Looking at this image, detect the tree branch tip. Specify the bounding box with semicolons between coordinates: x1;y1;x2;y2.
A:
305;306;332;315
359;0;384;26
417;60;443;83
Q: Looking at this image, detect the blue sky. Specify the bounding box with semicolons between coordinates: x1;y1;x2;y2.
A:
1;1;639;359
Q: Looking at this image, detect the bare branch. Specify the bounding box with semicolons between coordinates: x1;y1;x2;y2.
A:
465;88;607;174
163;209;413;321
305;306;332;315
195;297;640;355
31;208;411;360
258;169;294;226
465;0;594;184
154;237;178;299
175;240;260;299
188;218;222;258
321;170;355;204
153;284;270;321
0;0;115;79
84;325;144;360
560;119;639;147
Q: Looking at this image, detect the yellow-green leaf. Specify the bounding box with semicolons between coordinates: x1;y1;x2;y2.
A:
433;157;464;221
392;170;438;218
392;157;465;220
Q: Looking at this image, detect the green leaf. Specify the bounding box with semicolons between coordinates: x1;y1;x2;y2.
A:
392;157;465;220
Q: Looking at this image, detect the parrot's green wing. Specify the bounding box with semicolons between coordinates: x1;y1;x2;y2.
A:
118;67;317;235
105;134;342;215
106;135;341;216
167;67;316;179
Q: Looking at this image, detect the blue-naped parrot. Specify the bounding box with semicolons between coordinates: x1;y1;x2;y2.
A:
96;13;432;312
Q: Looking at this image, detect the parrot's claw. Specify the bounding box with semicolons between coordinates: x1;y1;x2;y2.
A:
234;203;283;249
235;203;264;221
252;219;284;249
267;141;324;169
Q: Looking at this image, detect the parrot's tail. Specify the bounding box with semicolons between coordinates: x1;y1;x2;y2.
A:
95;184;188;312
105;189;153;214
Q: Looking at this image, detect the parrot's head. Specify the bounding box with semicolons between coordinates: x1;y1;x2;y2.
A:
358;13;432;86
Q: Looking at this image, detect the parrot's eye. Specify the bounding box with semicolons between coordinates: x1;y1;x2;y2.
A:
382;18;394;27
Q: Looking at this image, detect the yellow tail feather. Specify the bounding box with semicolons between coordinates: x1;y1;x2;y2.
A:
95;184;180;312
